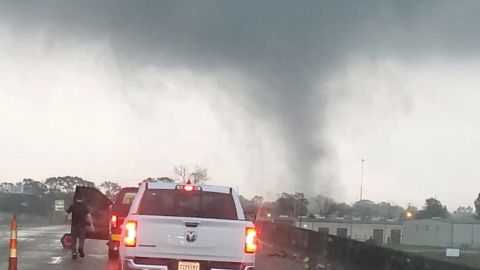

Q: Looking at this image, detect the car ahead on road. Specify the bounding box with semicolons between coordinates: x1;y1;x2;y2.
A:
119;181;257;270
108;187;139;258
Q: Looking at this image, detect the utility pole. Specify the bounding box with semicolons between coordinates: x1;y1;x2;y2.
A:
360;159;365;201
298;193;305;229
293;186;297;227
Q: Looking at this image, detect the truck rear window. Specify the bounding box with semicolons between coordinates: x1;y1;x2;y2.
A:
114;189;138;205
120;192;136;205
138;190;238;220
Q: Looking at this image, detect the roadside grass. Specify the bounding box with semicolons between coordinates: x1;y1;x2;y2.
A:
389;245;480;269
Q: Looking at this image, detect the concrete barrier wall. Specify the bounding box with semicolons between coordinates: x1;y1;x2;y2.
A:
255;219;328;261
328;235;478;270
257;221;477;270
256;221;327;261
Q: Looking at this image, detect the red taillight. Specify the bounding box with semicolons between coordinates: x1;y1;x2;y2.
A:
111;214;118;229
176;183;201;192
124;220;137;247
245;227;257;253
184;185;194;192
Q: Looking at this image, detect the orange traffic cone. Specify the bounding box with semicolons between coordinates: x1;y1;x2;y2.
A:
8;215;17;270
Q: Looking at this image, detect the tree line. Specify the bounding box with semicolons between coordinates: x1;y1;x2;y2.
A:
239;193;405;220
0;176;122;216
3;167;480;222
0;165;210;216
240;193;480;221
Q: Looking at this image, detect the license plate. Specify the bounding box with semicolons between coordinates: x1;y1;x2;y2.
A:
178;261;200;270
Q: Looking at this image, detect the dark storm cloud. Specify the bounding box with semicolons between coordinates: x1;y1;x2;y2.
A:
2;0;480;191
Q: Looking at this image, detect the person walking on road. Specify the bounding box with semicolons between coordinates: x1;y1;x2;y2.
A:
66;195;94;259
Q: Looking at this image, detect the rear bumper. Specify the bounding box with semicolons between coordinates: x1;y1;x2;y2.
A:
125;259;167;270
123;258;254;270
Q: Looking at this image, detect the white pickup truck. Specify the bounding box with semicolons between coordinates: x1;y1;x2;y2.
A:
119;181;256;270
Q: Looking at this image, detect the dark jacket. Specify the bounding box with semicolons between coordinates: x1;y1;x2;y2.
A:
66;201;90;227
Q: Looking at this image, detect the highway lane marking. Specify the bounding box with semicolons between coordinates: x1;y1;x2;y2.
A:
48;256;63;264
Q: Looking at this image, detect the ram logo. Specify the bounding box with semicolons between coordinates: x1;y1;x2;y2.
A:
185;231;197;242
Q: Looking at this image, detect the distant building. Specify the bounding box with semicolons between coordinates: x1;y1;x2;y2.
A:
295;217;480;248
403;218;480;248
0;183;33;195
295;218;402;245
275;216;295;226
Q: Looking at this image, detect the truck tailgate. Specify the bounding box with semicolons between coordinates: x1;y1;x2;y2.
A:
136;215;248;261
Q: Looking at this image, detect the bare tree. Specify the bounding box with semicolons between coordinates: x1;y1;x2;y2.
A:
173;165;188;183
173;165;209;184
191;166;209;184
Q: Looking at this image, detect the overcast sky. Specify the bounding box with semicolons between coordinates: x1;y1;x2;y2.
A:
1;1;480;209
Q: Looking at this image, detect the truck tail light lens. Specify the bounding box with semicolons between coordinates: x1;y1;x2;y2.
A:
111;214;118;229
184;184;194;192
245;227;257;253
175;184;202;192
124;220;137;247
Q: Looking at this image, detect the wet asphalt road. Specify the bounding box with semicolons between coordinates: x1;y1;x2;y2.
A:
0;225;305;270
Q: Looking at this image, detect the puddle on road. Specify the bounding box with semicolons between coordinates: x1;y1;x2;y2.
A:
17;237;35;241
1;237;35;241
48;257;63;264
88;254;107;259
